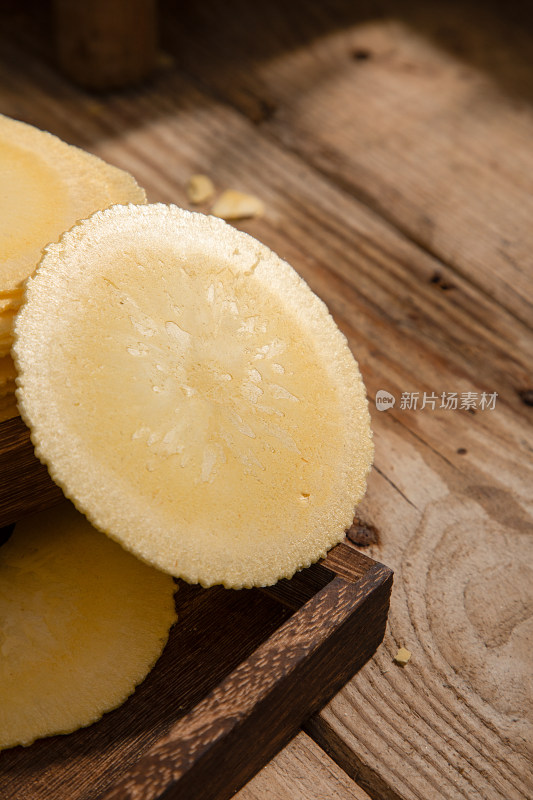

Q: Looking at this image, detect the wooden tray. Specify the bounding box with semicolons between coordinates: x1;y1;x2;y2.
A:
0;417;393;800
0;417;64;528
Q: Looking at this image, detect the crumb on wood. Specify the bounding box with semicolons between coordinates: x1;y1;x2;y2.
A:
394;647;411;666
186;174;215;205
351;48;372;61
211;190;264;221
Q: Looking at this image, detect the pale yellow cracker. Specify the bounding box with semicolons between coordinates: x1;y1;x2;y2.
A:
0;113;146;293
394;647;412;666
14;204;373;588
0;501;176;750
0;287;23;300
186;174;215;205
0;293;22;314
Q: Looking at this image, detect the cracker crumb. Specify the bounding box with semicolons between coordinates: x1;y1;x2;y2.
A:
393;647;411;666
186;174;215;205
211;189;264;220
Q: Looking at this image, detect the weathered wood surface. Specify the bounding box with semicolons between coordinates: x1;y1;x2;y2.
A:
0;1;532;799
0;417;63;527
165;0;533;328
235;732;371;800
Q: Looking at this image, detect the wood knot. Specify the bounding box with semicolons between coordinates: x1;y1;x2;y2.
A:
429;271;455;291
517;389;533;407
346;519;379;547
465;563;533;648
351;48;372;61
249;98;278;125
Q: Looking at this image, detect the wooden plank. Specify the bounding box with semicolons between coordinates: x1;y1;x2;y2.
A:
101;556;391;800
306;426;533;800
236;732;371;800
158;0;533;326
1;7;532;799
0;417;63;527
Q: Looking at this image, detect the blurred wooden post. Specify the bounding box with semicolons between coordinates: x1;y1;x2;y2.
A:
53;0;157;90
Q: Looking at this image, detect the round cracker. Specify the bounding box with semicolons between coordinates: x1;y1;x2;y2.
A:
0;287;24;299
0;501;176;750
14;204;373;588
0;113;146;293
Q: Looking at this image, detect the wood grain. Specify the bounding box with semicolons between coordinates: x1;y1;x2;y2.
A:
0;417;63;527
161;0;533;327
1;3;532;799
236;732;371;800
